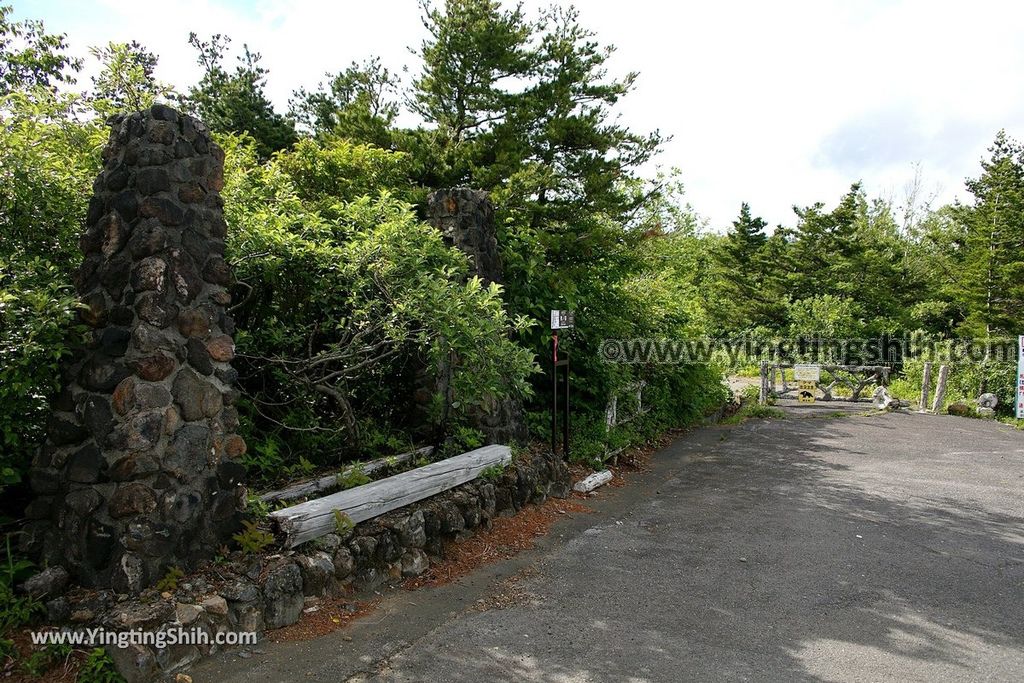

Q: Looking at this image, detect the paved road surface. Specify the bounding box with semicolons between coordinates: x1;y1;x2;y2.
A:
194;410;1024;682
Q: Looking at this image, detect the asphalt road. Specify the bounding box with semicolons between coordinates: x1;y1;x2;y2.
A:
194;409;1024;682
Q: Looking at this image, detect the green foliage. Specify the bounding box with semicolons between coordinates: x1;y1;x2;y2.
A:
411;0;534;143
245;496;271;520
182;33;296;159
706;203;787;331
0;84;102;495
0;538;43;634
479;463;507;481
153;566;185;592
88;41;174;117
289;57;399;146
897;338;1017;415
336;464;371;490
332;510;354;536
0;257;82;489
273;136;416;211
77;648;126;683
721;402;786;425
447;426;484;454
0;5;80;96
22;642;71;676
232;520;275;554
947;131;1024;337
221;132;536;486
788;294;866;341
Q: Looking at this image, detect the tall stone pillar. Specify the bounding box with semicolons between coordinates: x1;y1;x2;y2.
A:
427;188;504;286
425;188;528;445
24;105;246;592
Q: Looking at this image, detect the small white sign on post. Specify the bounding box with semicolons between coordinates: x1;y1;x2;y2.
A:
1017;335;1024;419
550;310;575;330
794;364;821;382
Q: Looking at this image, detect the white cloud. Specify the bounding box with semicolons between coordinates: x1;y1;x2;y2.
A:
15;0;1024;228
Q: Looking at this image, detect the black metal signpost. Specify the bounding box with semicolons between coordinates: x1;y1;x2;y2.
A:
550;310;574;457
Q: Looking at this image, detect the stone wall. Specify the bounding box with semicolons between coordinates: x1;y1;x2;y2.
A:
424;189;528;445
23;105;246;592
31;450;569;683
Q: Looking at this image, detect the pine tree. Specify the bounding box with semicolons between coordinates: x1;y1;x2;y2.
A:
725;202;767;266
411;0;533;144
952;131;1024;337
289;58;399;147
711;203;786;332
182;33;296;160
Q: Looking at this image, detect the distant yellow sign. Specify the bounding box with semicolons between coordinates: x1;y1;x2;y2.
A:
798;381;816;403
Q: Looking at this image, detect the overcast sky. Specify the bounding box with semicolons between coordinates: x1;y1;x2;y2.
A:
14;0;1024;230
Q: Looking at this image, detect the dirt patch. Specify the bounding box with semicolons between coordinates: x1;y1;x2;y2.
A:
472;565;540;612
268;597;380;643
404;497;592;590
604;429;679;484
1;629;87;683
266;496;591;642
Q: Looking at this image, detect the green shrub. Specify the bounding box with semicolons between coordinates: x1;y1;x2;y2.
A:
332;510;354;536
0;92;103;497
153;566;185;592
479;463;507;481
232;520;275;554
77;648;125;683
0;256;83;492
721;402;786;425
220;134;536;486
336;464;371;490
22;642;71;676
0;538;43;660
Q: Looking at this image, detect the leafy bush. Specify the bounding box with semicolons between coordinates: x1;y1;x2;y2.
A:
153;566;185;592
0;91;102;495
332;510;354;536
336;464;370;490
0;538;43;644
21;642;71;676
0;257;83;490
77;648;125;683
788;294;866;341
232;520;276;554
221;134;537;485
479;463;507;481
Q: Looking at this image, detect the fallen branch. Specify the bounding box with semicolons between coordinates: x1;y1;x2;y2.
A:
258;446;434;504
573;470;613;493
270;445;511;547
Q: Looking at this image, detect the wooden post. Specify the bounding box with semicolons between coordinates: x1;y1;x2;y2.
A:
931;364;949;413
919;362;932;412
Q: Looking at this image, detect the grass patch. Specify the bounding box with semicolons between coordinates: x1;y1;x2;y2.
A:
721;401;786;425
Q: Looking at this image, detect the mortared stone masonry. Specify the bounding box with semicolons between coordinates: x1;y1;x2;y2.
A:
23;105;246;592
